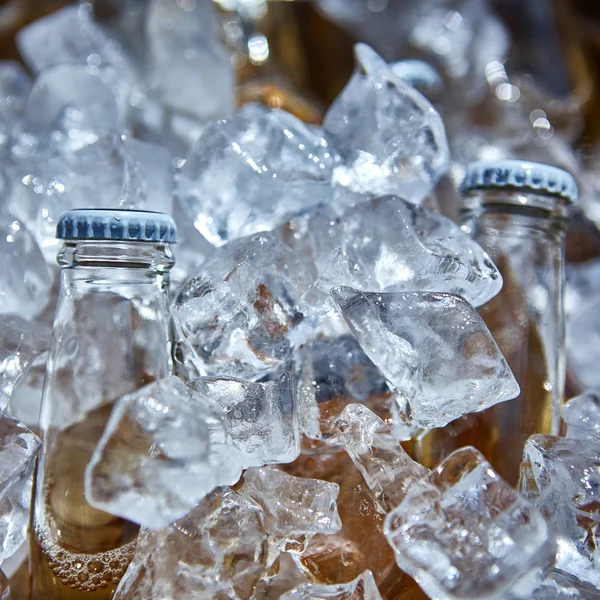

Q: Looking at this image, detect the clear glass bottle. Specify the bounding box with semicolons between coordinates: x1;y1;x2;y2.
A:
413;160;577;485
29;209;176;600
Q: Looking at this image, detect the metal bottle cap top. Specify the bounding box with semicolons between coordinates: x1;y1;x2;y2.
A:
461;159;578;204
56;209;177;243
391;59;443;95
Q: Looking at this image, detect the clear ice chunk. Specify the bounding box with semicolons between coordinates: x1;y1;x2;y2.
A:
0;212;53;320
191;373;300;467
308;195;502;307
85;376;243;529
145;0;235;123
241;467;342;542
530;572;587;600
0;414;41;563
384;447;554;600
0;315;49;410
114;486;268;600
324;44;450;204
176;103;339;246
280;570;381;600
11;63;172;260
172;232;320;381
519;435;600;591
297;334;392;441
21;64;119;138
566;295;600;391
335;404;428;511
331;287;520;431
0;61;31;148
16;4;136;112
562;391;600;442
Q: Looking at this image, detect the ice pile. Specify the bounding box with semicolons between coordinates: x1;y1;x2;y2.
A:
0;0;597;598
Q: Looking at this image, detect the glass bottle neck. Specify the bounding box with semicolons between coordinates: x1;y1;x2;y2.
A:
57;240;175;272
461;190;571;241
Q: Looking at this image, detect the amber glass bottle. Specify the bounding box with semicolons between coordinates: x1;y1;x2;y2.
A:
29;209;176;599
413;160;576;485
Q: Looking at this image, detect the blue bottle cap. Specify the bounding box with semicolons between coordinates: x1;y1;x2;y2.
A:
461;159;578;204
56;209;177;243
391;59;443;94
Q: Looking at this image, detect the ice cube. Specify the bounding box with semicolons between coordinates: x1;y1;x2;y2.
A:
176;104;339;246
0;415;41;563
566;295;600;391
253;552;309;600
5;353;47;431
0;212;53;320
530;572;588;600
297;335;392;441
170;197;212;288
17;4;136;114
114;486;268;600
335;404;428;512
241;467;342;546
331;287;520;431
0;315;49;410
324;44;449;204
562;391;600;441
289;451;402;588
384;447;554;600
307;195;502;307
12;66;172;260
280;570;381;600
519;435;600;590
0;61;31;151
85;376;243;529
145;0;234;123
191;373;300;467
172;232;320;381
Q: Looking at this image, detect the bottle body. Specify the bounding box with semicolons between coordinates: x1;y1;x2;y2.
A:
414;190;569;485
30;240;173;599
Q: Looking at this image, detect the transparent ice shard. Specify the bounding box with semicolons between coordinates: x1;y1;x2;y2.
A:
335;404;428;512
332;287;519;431
280;570;381;600
309;195;502;307
114;486;268;600
562;391;600;442
85;376;243;529
191;373;300;467
145;0;235;123
0;61;31;151
10;62;172;261
384;447;554;600
519;435;600;591
567;295;600;391
0;315;49;410
0;213;53;320
252;552;309;600
17;4;136;113
241;467;342;547
324;44;449;205
176;104;339;246
0;415;41;563
172;232;319;381
297;334;392;442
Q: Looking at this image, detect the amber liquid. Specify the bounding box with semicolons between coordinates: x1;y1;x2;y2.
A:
29;404;138;600
413;257;552;486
